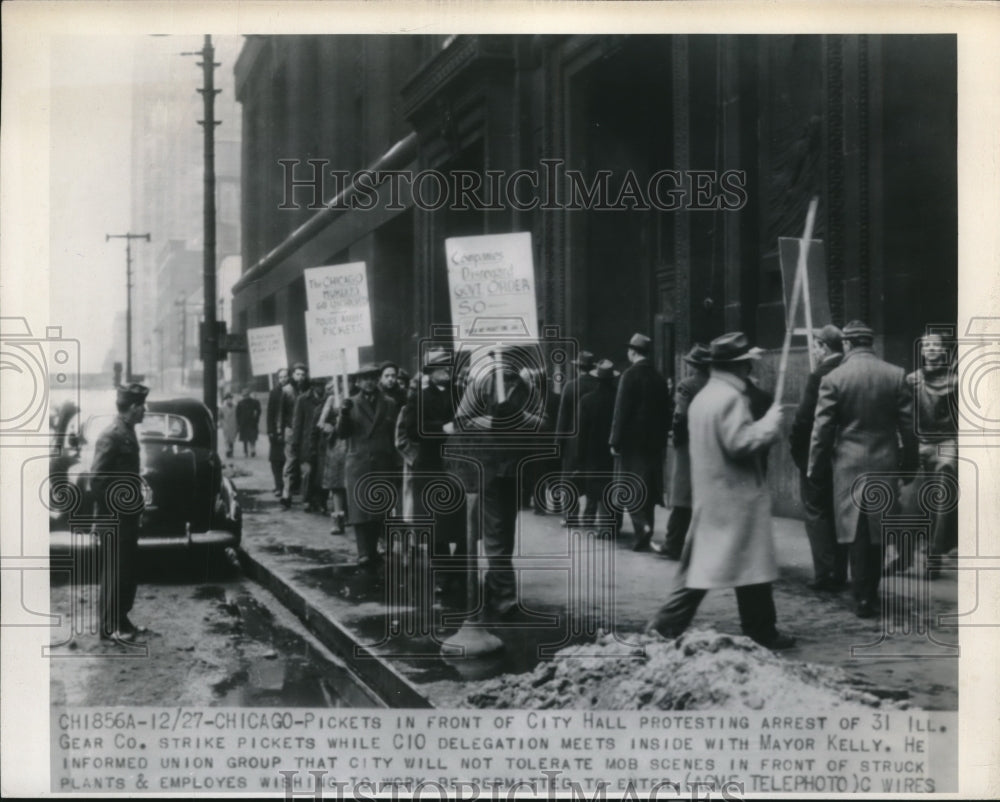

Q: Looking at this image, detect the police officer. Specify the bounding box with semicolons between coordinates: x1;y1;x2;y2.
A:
91;382;149;643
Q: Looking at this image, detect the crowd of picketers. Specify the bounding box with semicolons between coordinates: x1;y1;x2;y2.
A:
240;323;956;641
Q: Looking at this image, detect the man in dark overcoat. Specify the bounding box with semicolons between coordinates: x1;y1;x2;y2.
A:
279;363;308;508
789;324;847;590
235;386;262;457
653;343;710;560
609;333;671;551
808;321;919;618
555;350;598;523
266;368;289;496
574;359;619;526
291;377;327;513
91;382;149;643
405;350;467;599
337;363;401;568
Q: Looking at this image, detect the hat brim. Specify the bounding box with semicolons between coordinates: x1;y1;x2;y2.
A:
711;347;765;363
683;355;711;365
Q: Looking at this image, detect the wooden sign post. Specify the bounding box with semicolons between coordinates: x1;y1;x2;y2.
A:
775;196;819;405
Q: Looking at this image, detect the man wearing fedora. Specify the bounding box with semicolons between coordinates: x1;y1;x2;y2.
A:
404;349;467;600
337;362;401;568
610;333;671;550
555;350;598;523
575;359;620;526
91;382;150;643
789;324;848;591
647;333;794;650
652;343;711;561
808;321;918;618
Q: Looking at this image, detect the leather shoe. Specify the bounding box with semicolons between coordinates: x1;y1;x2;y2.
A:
100;629;143;644
122;617;147;635
650;542;680;560
856;600;877;619
753;631;797;650
280;497;292;509
632;529;653;552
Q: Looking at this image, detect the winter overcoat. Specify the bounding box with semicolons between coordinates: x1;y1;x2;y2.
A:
808;348;918;544
683;371;781;589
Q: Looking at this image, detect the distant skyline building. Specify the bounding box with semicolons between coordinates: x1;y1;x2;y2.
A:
125;35;242;391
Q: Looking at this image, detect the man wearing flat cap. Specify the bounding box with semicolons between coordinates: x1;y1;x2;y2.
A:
610;333;671;550
91;383;149;643
337;362;401;568
653;343;711;560
555;350;598;524
808;321;918;618
789;324;847;590
647;333;795;650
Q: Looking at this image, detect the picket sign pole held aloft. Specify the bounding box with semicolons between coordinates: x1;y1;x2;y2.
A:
492;349;507;404
336;348;346;407
774;196;819;405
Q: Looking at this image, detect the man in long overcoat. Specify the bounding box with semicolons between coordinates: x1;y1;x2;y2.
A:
266;368;289;496
555;350;598;523
574;359;619;526
647;333;795;649
808;321;918;618
609;333;671;551
235;386;262;457
337;363;400;567
789;324;846;590
653;343;710;560
404;350;467;599
280;363;308;508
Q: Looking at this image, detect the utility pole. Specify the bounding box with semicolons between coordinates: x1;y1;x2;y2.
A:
105;232;151;384
184;35;221;421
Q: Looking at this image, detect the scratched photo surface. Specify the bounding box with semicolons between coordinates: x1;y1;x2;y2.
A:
2;2;998;799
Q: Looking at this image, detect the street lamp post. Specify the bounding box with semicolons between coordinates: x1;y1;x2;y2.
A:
105;231;150;384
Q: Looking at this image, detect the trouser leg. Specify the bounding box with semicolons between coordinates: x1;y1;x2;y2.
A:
353;521;381;563
923;446;958;556
735;583;778;641
850;515;881;606
662;506;692;559
800;473;842;581
647;584;707;638
270;457;285;492
99;517;139;634
282;432;298;500
482;476;518;616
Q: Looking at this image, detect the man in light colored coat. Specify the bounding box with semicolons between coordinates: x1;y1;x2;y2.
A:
808;321;918;618
646;332;795;650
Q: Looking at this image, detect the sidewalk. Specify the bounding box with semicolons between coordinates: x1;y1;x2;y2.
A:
226;453;958;710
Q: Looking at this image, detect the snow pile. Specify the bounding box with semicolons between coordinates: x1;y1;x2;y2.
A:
461;629;905;711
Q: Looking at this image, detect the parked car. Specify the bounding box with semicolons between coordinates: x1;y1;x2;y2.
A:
49;397;241;555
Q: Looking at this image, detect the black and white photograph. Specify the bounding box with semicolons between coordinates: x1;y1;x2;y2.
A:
2;1;998;798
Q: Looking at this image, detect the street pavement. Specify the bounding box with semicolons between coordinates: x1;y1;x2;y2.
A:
226;451;958;710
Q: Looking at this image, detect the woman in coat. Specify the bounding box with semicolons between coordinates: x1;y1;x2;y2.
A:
335;364;400;567
647;332;795;650
319;378;349;533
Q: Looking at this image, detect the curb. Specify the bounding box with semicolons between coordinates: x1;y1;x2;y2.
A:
236;547;435;709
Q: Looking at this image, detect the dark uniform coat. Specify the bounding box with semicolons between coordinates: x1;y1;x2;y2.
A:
336;391;400;525
789;353;843;471
575;380;616;475
808;348;918;544
609;358;671;507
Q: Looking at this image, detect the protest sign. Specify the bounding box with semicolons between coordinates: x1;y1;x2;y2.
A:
445;232;538;340
303;262;373;348
245;325;287;377
304;310;361;377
